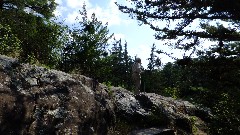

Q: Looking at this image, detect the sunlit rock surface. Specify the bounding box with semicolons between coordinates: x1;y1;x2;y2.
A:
111;87;211;135
0;55;115;135
0;55;211;135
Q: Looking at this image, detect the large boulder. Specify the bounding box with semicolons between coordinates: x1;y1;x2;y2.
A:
0;55;212;135
0;55;115;135
111;87;212;135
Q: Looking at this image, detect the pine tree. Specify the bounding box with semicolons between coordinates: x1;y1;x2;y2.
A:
116;0;240;54
61;4;113;76
115;1;240;133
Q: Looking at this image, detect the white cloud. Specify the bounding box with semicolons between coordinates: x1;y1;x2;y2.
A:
66;0;91;9
138;45;151;69
128;44;151;69
54;0;133;26
113;33;125;40
55;0;63;5
88;2;120;26
54;6;68;17
107;33;126;45
87;0;133;26
65;11;80;24
54;0;92;24
115;0;133;8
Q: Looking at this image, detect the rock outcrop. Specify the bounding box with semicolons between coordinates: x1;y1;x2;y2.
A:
0;55;115;135
111;87;212;135
0;55;212;135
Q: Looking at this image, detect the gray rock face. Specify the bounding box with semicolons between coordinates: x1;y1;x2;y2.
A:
0;55;115;135
130;128;175;135
111;88;211;135
0;55;211;135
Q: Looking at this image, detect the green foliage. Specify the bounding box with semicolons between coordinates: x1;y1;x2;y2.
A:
116;0;240;53
107;118;134;135
141;69;162;93
209;91;240;134
0;0;64;68
105;39;133;88
0;24;21;57
60;4;113;76
147;43;161;71
0;0;57;19
189;116;198;134
103;81;112;89
157;47;240;134
141;44;162;93
139;39;240;134
163;87;179;99
90;38;134;89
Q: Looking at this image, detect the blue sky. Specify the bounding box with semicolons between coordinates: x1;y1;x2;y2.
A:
54;0;185;68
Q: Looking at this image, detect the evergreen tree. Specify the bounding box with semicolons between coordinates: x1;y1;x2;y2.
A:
123;41;134;88
61;4;113;77
147;44;161;71
0;0;64;67
116;0;240;55
0;0;56;19
159;48;240;134
106;39;133;88
142;44;162;92
115;1;240;133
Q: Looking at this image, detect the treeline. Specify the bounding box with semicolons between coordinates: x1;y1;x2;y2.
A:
0;1;135;89
1;0;240;134
143;43;240;134
117;0;240;134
